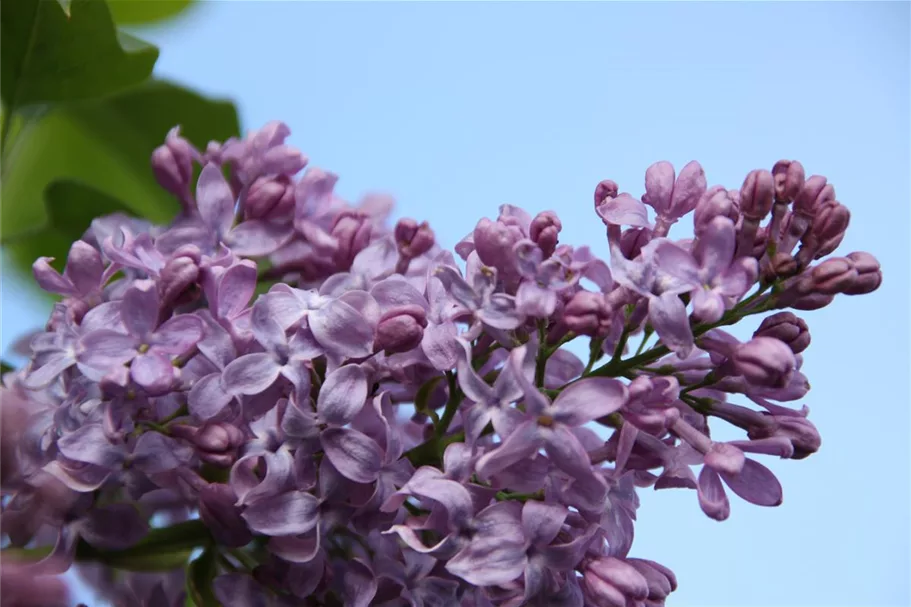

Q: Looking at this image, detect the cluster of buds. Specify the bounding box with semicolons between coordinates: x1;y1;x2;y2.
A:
0;121;881;606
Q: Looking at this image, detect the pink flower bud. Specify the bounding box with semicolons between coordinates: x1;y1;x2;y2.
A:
563;291;612;337
754;312;810;354
807;200;850;258
160;255;200;309
194;422;246;467
245;175;295;220
694;185;738;236
771;159;805;204
375;305;428;354
583;557;650;605
793;175;834;219
151;127;198;204
731;337;796;388
331;211;373;269
394;218;435;259
473;217;524;277
619;227;651;260
529;211;562;257
790;291;835;311
594;179;619;208
748;415;821;460
764;252;799;281
843;251;882;295
739;169;775;220
807;257;858;295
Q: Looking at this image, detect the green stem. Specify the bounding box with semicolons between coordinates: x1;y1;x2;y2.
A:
434;372;461;439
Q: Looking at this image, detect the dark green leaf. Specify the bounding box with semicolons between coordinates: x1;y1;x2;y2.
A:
1;360;16;374
186;547;221;607
0;0;158;110
108;0;197;26
1;79;240;278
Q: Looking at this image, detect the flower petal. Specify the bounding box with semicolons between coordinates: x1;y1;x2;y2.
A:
321;427;383;483
309;299;375;359
316;364;368;426
197;163;235;236
476;421;540;481
130;352;176;395
697;466;730;521
226;220;293;257
241;490;319;536
222;353;280;396
151;314;204;355
648;292;694;357
121;280;160;339
720;458;783;507
57;424;124;468
553;377;628;426
522;500;568;547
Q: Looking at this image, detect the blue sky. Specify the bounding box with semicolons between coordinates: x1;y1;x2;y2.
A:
2;2;908;606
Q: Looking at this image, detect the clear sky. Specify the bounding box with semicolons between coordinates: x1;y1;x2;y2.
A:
2;2;908;606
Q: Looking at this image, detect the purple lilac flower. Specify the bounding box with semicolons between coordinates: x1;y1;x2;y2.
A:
2;123;883;607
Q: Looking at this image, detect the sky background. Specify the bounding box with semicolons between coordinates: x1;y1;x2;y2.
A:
1;2;909;606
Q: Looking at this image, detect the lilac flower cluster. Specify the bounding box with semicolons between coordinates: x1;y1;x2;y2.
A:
1;121;881;606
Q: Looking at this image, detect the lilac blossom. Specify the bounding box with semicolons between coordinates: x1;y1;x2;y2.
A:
1;123;883;607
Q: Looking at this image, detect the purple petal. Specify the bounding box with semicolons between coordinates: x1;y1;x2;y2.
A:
132;432;190;474
648;292;694;357
543;425;597;482
669;160;707;217
692;288;725;324
479;294;524;330
697;466;730;521
189;373;233;420
553;378;628;426
121;280;160;338
251;300;288;354
25;353;76;389
216;261;258;320
370;278;430;313
694;216;735;279
643;162;675;215
317;364;368;426
222;353;281;395
596;193;651;228
151;314;204;354
476;421;540;481
516;281;558;317
446;536;527;586
64;241;104;296
720;458;783;507
242;489;319;536
341;558;378;607
654;242;701;287
57;424;124;468
232;448;293;506
269;532;321;564
309;299;375;358
197;163;235;236
321;427;383;483
407;477;475;529
226;220;293;257
421;322;461;371
522;500;568;547
130;352;175;394
33;257;76;296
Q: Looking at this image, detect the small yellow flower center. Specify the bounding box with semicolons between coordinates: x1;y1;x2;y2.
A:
138;343;150;354
537;415;555;427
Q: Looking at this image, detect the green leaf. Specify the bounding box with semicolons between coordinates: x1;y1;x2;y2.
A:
1;360;15;374
108;0;197;26
186;547;221;607
1;79;240;277
0;0;158;111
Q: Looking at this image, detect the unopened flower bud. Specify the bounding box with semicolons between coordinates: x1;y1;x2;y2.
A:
754;312;810;354
771;160;805;204
160;255;200;309
739;169;775;220
764;252;799;281
245;175;295;220
806;200;850;258
842;252;882;295
748;415;821;460
694;185;738;236
583;557;649;605
731;337;796;388
394;218;435;259
594;179;619;208
151;127;198;205
194;422;246;467
793;175;834;219
473;217;523;278
806;257;858;295
529;211;562;258
627;559;678;601
375;305;428;354
563;291;612;337
199;483;253;547
790;292;835;311
331;211;373;269
619;227;651;260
